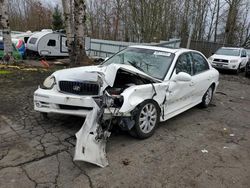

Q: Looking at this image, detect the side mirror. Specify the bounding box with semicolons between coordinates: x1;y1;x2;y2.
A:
175;72;192;82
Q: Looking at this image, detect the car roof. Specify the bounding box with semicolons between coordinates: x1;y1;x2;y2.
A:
129;45;198;54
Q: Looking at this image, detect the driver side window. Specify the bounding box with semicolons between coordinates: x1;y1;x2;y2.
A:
176;53;192;75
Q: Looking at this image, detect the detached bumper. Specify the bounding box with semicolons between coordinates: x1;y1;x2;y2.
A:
34;88;96;117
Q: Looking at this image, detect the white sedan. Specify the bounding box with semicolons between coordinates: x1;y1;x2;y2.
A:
34;45;219;167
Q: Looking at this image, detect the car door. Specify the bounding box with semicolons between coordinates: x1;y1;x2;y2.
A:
241;49;248;67
165;53;194;115
190;52;211;103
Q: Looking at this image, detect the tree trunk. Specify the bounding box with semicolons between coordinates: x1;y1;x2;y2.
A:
73;0;91;65
61;0;75;64
61;0;91;66
214;0;220;42
0;0;13;57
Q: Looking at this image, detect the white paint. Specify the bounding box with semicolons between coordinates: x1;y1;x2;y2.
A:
74;103;109;167
26;31;68;57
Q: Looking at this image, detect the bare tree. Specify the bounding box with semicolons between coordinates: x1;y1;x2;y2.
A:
0;0;13;59
224;0;243;44
62;0;91;66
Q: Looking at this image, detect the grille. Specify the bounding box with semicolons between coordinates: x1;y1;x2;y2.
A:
213;59;229;63
59;81;99;95
59;104;93;110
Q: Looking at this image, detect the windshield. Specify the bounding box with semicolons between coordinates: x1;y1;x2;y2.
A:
215;48;240;56
103;47;175;80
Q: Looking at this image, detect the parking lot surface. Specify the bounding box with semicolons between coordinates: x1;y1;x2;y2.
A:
0;69;250;188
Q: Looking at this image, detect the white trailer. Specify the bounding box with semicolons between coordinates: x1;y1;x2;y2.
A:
26;31;68;57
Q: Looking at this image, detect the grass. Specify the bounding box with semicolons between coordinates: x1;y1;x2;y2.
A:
0;70;12;74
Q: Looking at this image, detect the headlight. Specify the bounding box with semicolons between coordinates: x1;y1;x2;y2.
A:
230;60;238;63
208;57;213;61
42;75;56;89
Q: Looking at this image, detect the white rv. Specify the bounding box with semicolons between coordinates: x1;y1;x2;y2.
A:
26;31;68;57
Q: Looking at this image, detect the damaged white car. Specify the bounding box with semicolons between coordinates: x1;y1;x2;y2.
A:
34;46;219;167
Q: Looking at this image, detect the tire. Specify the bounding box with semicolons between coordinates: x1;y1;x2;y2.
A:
40;112;49;120
246;71;250;77
245;63;250;77
235;64;241;75
200;86;214;108
129;100;160;139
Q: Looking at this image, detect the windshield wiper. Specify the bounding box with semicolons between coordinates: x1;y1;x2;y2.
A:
127;61;144;72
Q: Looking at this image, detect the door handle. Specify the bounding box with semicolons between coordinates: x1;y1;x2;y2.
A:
190;82;195;86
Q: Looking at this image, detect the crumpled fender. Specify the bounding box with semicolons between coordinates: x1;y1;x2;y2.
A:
119;83;169;113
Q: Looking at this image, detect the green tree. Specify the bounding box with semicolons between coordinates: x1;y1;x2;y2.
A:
52;5;64;31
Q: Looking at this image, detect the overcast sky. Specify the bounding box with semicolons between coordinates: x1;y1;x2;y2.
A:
41;0;61;7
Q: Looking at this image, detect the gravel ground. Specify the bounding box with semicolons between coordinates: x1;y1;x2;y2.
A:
0;68;250;188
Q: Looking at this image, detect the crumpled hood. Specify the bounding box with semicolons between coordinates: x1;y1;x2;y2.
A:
210;54;240;61
53;64;160;87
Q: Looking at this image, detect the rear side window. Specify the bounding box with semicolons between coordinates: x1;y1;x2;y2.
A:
176;53;192;75
192;52;209;75
47;40;56;46
0;42;4;50
29;38;38;44
241;50;247;57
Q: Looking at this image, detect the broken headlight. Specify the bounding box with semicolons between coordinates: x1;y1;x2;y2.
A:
103;91;114;108
42;75;56;89
103;90;124;108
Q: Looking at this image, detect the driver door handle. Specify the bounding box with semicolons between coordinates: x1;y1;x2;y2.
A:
190;82;195;86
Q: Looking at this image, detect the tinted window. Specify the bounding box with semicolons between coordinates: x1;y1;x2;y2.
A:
176;53;192;75
192;52;209;74
47;40;56;46
0;42;4;50
241;50;246;57
29;38;38;44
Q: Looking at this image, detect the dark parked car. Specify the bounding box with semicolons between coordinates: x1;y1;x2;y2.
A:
246;49;250;77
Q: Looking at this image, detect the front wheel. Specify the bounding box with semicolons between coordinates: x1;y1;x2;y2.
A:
235;64;241;75
129;100;160;139
200;86;213;108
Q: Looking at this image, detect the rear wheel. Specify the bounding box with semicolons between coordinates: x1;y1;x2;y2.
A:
200;86;213;108
129;100;160;139
246;71;250;77
40;112;49;119
245;63;250;77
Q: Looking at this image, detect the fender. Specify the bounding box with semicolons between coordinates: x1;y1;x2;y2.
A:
119;83;169;113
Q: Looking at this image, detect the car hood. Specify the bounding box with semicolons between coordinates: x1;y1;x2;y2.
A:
53;64;160;87
210;54;240;60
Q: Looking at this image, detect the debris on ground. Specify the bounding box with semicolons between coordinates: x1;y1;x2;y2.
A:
40;60;50;68
201;149;208;153
122;158;131;166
